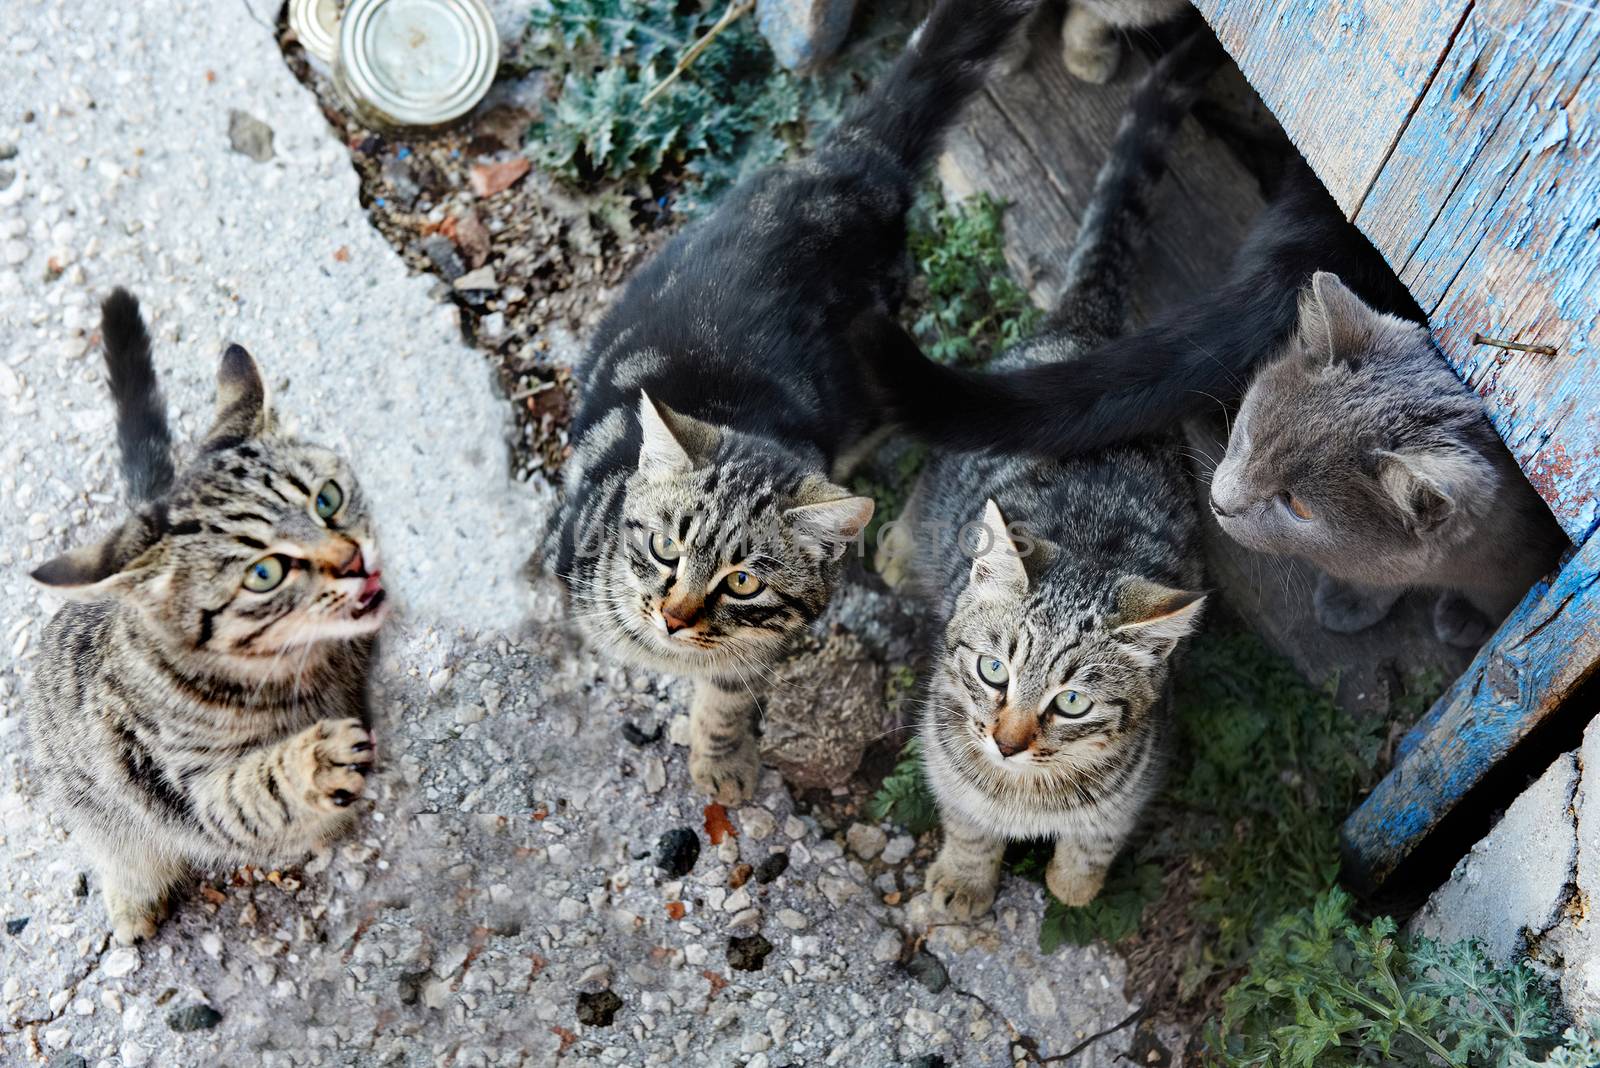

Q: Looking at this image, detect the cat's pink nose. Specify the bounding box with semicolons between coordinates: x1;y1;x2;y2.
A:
995;736;1026;758
337;546;366;577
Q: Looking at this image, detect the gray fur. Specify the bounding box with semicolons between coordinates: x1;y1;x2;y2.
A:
891;40;1211;918
26;294;388;944
1209;271;1568;646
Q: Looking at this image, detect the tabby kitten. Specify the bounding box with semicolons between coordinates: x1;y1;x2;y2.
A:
27;290;387;944
546;0;1040;804
1208;272;1567;646
888;35;1216;918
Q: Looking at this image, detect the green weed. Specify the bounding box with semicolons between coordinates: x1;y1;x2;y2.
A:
519;0;907;203
906;190;1044;364
1205;887;1599;1067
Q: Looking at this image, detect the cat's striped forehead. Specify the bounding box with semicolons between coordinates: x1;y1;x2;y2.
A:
163;438;361;557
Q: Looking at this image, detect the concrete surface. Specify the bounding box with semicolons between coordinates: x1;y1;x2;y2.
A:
0;1;1157;1064
1412;714;1600;1022
1410;751;1579;963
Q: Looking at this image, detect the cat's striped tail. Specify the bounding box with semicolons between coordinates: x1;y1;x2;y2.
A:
100;288;176;502
834;0;1041;173
1054;30;1225;330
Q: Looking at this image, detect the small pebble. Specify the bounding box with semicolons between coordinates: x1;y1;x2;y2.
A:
575;990;623;1027
754;852;789;884
166;1003;223;1032
655;828;700;878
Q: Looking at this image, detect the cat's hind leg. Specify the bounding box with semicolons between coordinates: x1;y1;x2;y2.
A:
927;813;1006;921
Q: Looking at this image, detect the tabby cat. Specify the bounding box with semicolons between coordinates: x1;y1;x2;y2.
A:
545;0;1040;804
1009;0;1191;83
884;35;1216;918
874;145;1566;646
27;290;387;944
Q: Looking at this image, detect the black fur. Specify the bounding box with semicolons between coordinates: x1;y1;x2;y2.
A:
100;289;176;502
872;154;1427;455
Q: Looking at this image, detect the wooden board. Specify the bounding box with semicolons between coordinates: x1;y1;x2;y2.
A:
1357;0;1600;544
939;41;1265;321
1342;532;1600;890
1199;0;1471;214
1196;0;1600;543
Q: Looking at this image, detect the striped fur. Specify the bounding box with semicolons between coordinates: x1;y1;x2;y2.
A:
544;0;1040;805
889;38;1214;918
26;290;388;944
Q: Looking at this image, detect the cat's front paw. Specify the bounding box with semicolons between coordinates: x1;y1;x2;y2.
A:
1433;591;1492;648
689;738;759;805
1063;39;1121;83
1046;859;1107;908
1313;573;1401;634
926;856;998;921
290;718;375;814
105;887;166;946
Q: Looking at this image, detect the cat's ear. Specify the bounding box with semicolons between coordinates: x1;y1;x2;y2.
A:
1113;579;1206;658
785;476;874;561
636;392;718;481
30;515;167;600
203;343;270;448
1376;447;1494;533
967;499;1028;599
1298;272;1382;369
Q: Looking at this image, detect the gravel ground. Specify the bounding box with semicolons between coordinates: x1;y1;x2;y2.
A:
0;1;1167;1064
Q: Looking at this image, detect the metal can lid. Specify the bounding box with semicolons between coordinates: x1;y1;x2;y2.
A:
337;0;499;130
289;0;342;66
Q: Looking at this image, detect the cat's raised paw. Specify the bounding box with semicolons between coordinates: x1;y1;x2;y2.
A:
689;740;759;805
292;718;375;813
926;859;998;921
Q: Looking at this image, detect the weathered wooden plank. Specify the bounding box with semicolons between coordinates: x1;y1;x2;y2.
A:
1356;0;1600;542
1184;416;1475;717
1194;0;1470;213
940;43;1264;321
1341;533;1600;891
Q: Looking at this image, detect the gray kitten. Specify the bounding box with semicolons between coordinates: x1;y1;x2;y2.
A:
27;290;388;944
1209;272;1568;647
882;36;1216;918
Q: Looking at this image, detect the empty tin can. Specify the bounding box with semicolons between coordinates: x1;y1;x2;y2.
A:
334;0;499;132
288;0;342;66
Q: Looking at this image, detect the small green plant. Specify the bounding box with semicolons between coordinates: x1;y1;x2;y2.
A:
906;191;1043;364
520;0;907;201
1204;887;1600;1068
870;737;940;837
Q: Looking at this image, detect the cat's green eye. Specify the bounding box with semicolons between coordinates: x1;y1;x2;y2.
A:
977;655;1009;688
314;480;344;520
724;570;763;598
1053;689;1093;718
649;531;681;566
243;555;288;593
